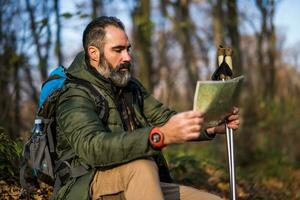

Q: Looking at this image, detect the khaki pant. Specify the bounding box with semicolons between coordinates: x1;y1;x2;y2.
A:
91;159;222;200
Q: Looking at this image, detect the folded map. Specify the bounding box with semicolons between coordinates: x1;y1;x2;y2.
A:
193;75;244;128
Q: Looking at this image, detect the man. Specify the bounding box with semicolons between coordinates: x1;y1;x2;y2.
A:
55;16;240;200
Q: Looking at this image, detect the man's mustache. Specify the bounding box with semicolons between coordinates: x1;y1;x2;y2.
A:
118;62;131;71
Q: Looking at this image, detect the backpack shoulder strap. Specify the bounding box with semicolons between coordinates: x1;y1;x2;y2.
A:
65;78;109;123
129;78;144;111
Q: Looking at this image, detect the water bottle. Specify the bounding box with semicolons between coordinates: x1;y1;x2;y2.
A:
31;118;44;176
32;118;44;136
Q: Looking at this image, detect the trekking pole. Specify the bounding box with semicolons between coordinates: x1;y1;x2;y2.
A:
226;124;236;200
224;48;237;200
212;46;237;200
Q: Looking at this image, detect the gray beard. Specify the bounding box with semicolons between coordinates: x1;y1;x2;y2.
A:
99;58;131;87
109;65;131;87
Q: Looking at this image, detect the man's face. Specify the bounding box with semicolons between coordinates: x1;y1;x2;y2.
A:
100;26;132;87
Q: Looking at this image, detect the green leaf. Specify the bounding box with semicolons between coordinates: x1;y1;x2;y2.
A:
61;12;73;19
7;167;14;176
40;18;48;26
80;14;90;19
0;127;5;134
13;141;23;157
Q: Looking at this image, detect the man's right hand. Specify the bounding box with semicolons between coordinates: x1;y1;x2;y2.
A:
159;111;204;145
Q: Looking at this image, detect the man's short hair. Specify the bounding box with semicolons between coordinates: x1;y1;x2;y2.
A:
82;16;125;53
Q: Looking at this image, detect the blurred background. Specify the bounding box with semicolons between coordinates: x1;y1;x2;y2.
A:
0;0;299;199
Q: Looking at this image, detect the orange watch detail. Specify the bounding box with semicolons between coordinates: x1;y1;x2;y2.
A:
149;127;166;149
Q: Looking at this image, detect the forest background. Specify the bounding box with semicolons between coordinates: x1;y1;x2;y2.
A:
0;0;300;199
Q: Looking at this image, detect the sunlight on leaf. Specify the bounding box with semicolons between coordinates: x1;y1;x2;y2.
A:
61;12;73;19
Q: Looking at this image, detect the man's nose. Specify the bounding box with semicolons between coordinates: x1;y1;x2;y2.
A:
122;50;131;62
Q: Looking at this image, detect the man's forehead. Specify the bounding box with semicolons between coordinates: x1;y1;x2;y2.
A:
104;26;130;46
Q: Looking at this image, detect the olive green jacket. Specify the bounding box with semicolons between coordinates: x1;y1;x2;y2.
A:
54;52;214;199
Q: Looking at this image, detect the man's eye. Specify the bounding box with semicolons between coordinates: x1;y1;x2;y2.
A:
115;49;122;53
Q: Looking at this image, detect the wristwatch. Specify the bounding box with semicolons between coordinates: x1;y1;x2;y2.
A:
149;127;166;149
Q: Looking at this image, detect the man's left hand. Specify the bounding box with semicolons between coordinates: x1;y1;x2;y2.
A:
206;107;240;135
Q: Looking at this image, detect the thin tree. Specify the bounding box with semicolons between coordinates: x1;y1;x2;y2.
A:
0;1;28;138
91;0;103;19
25;0;52;81
255;0;278;99
226;0;243;76
54;0;63;65
211;0;226;48
171;0;198;101
132;0;153;91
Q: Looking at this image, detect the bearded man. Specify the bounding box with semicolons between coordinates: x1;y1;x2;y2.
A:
54;16;240;200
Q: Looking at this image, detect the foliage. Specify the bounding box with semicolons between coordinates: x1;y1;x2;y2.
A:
61;11;90;19
0;127;23;182
164;144;300;199
244;97;300;163
0;127;54;199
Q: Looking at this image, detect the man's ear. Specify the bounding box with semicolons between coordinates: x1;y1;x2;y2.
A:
87;46;99;62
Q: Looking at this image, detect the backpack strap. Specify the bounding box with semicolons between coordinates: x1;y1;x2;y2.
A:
20;140;31;190
66;78;109;122
46;118;55;153
50;78;108;198
51;156;90;199
130;78;145;118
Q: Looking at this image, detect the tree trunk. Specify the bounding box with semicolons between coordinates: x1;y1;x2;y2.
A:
266;0;276;99
256;0;277;99
91;0;103;19
172;0;198;102
212;0;225;48
25;0;51;81
24;65;39;104
132;0;153;91
226;0;243;76
54;0;63;65
13;63;21;139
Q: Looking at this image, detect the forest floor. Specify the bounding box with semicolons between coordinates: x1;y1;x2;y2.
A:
0;160;299;200
1;129;299;200
173;162;300;200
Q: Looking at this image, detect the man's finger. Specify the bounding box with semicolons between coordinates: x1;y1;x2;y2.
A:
228;124;239;130
185;117;204;126
182;111;204;119
188;125;201;133
227;114;239;121
232;107;239;114
185;132;201;141
228;120;240;130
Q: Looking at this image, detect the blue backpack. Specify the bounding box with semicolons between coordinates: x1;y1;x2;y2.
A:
20;66;108;196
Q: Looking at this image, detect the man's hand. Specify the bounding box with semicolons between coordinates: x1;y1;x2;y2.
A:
206;107;240;135
159;111;204;145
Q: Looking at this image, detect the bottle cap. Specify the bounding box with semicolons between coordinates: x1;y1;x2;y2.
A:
35;119;42;124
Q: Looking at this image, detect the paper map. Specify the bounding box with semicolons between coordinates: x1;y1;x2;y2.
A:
193;76;244;128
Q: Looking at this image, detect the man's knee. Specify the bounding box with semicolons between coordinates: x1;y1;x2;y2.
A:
125;159;158;173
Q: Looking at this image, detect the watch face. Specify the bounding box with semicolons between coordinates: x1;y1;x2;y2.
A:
152;133;161;143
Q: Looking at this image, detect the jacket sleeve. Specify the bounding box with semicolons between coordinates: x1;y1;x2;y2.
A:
138;82;215;141
56;86;160;168
132;79;176;126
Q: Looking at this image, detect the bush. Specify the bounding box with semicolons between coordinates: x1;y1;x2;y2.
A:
0;127;23;182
